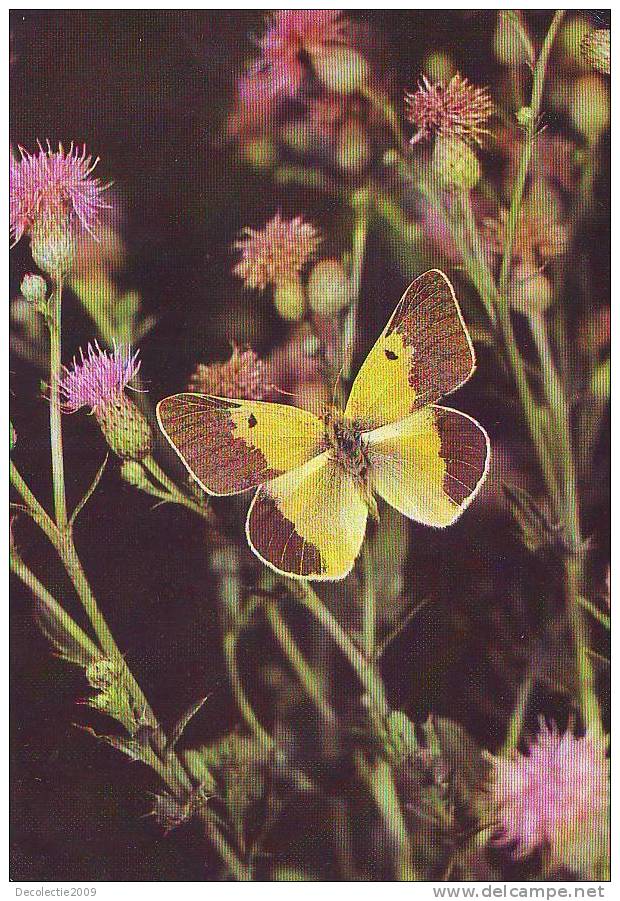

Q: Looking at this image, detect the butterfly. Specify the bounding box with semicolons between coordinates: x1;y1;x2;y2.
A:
157;269;490;582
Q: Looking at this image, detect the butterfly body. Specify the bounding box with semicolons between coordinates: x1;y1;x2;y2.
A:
157;270;490;581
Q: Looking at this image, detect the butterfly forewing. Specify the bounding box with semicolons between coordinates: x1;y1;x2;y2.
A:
156;393;325;496
365;405;489;527
344;269;475;428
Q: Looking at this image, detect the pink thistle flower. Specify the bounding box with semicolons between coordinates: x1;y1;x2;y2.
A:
232;213;321;291
486;721;609;876
58;342;151;460
405;73;495;146
58;341;140;413
188;346;272;401
10;142;110;247
255;10;349;98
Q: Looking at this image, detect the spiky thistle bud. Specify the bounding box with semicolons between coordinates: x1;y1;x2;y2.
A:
405;73;494;147
57;342;152;461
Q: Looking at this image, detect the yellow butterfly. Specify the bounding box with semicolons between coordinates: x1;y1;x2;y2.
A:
157;269;490;582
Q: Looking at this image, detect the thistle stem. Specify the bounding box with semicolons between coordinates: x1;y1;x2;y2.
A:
342;186;371;386
49;277;68;529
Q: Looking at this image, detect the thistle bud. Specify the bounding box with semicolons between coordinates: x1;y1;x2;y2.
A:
570;74;610;142
433;135;481;190
423;51;455;84
508;263;554;314
241;137;277;169
274;279;306;322
20;273;48;309
581;29;611;76
312;47;369;96
96;395;153;460
30;222;75;278
307;260;353;316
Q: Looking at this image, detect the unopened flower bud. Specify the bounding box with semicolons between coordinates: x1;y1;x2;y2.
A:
274;279;306;322
30;222;75;278
312;47;369;96
509;263;554;314
558;15;592;67
581;29;611;76
516;106;535;128
570;74;610;142
433;135;481;189
307;260;353;316
95;394;152;461
423;51;455;84
241;137;277;169
20;273;48;308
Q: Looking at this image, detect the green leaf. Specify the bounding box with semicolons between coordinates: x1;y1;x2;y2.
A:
70;455;108;525
502;482;561;552
167;695;210;753
421;716;489;811
77;725;154;764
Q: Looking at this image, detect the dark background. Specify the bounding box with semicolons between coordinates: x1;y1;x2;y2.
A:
10;10;610;881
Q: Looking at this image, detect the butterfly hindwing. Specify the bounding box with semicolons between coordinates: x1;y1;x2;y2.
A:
246;453;369;581
365;405;489;527
156;393;325;496
344;269;475;428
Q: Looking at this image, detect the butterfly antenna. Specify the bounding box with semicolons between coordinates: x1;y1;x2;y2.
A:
270;384;301;399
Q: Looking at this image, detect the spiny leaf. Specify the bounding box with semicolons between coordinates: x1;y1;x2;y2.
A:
167;695;210;753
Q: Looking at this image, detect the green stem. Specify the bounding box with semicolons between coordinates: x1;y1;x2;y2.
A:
503;670;535;753
265;602;337;726
223;629;273;748
342;187;371;387
292;583;389;718
49;277;68;528
497;10;565;295
141;456;213;522
565;552;600;730
361;541;376;660
489;10;566;499
355;752;416;880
